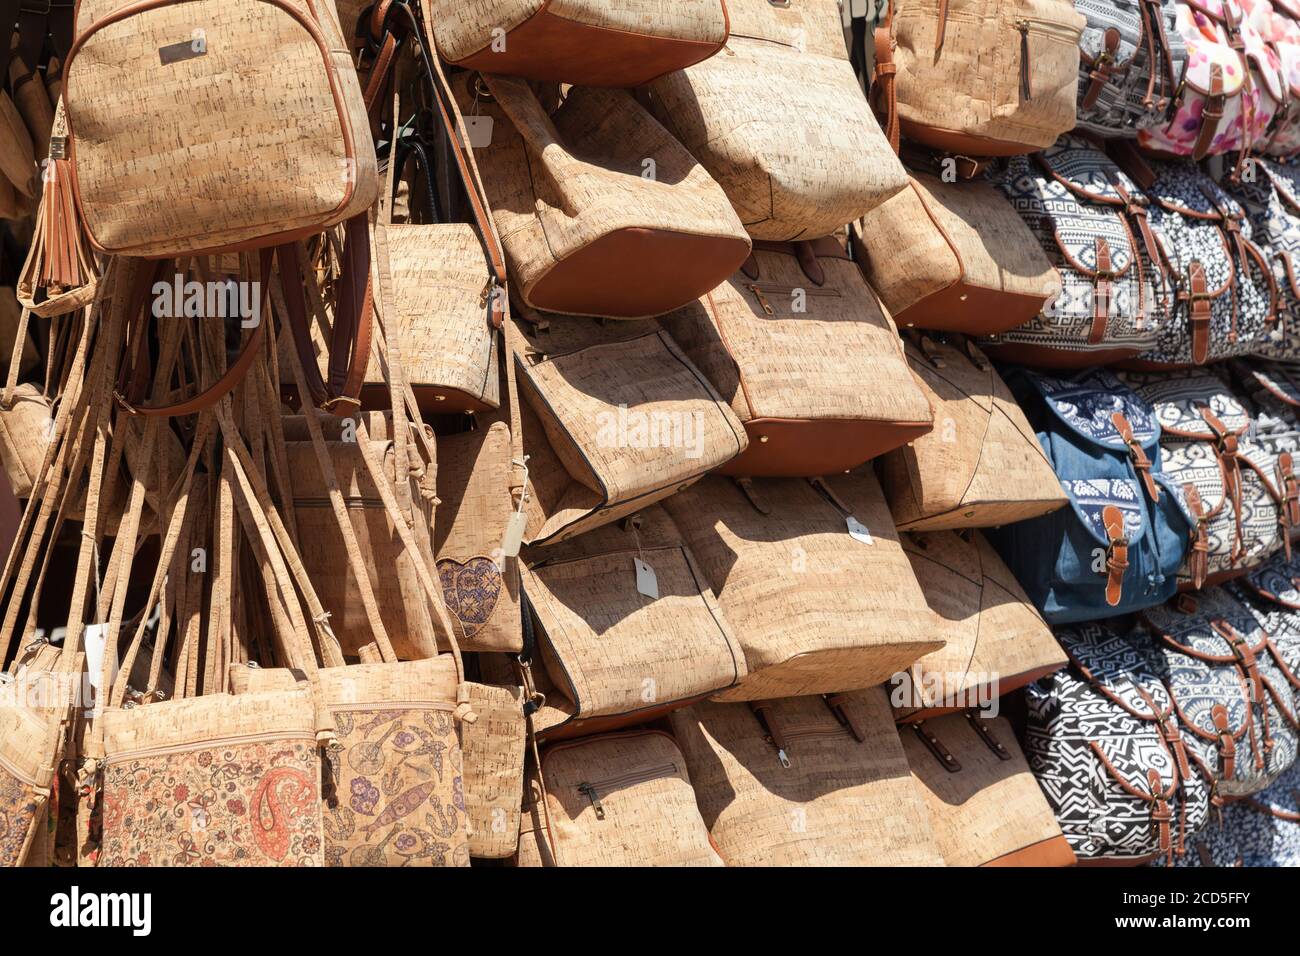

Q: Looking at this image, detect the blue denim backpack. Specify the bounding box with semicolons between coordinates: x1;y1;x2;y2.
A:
987;368;1193;623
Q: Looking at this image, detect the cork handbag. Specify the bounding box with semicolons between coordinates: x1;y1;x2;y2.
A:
661;472;942;701
1142;588;1299;797
874;0;1084;156
509;314;748;547
1117;369;1295;588
460;682;527;860
647;0;907;241
894;530;1067;721
1073;0;1185;138
517;505;746;739
659;238;934;477
63;0;377;258
851;171;1061;335
900;711;1076;866
515;729;723;867
466;74;750;319
1025;622;1212;865
979;136;1167;367
877;335;1067;531
669;690;945;866
425;0;731;86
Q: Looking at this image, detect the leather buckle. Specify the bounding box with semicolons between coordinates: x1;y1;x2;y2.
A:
1106;536;1130;564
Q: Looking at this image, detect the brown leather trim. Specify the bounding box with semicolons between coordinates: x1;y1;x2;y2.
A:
445;6;729;87
892;662;1066;723
1075;852;1160;867
1175;566;1252;591
979;343;1142;368
981;834;1077;868
897;120;1049;157
1183;482;1209;589
1192;64;1225;161
1185;260;1213;364
1102;504;1128;607
1081;28;1122;110
1090;238;1113;345
526;229;751;319
64;0;360;258
537;694;715;742
716;417;934;478
891;276;1055;336
873;0;899;153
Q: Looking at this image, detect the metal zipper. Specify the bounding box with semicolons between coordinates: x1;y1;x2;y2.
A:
105;727;313;764
576;762;678;820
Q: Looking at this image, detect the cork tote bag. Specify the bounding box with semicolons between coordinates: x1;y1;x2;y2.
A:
669;690;945;866
877;336;1067;531
518;505;746;739
900;711;1076;866
468;75;750;319
659;239;934;477
285;434;439;662
229;657;473;867
648;0;906;241
63;0;377;257
852;172;1061;334
515;729;723;866
461;682;526;860
426;0;731;86
877;0;1084;156
894;530;1066;721
510;315;748;546
661;472;942;701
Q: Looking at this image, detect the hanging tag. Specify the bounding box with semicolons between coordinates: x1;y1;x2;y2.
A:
847;516;874;545
634;557;659;600
463;115;494;149
501;512;527;558
84;623;119;703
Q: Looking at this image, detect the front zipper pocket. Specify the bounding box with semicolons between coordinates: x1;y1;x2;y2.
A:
1007;16;1084;116
104;727;313;764
576;762;679;820
745;283;842;317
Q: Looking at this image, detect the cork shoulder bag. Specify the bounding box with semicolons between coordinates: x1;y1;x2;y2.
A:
509;313;748;546
900;710;1076;866
852;170;1061;335
878;335;1067;532
661;472;943;701
669;690;945;866
894;530;1067;721
876;0;1084;156
648;0;907;241
425;0;731;86
659;238;934;477
63;0;377;258
466;74;750;319
515;729;722;866
517;504;746;739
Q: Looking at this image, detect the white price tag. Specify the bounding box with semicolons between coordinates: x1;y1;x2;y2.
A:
501;512;527;558
846;516;874;545
84;623;118;701
463;115;494;149
634;557;659;600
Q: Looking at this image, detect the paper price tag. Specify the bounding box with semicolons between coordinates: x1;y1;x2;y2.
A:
84;623;118;700
501;512;527;558
634;557;659;600
846;516;874;545
464;115;494;149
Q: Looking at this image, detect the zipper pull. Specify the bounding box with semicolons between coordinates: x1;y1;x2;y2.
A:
1016;21;1033;101
577;783;605;820
748;284;776;316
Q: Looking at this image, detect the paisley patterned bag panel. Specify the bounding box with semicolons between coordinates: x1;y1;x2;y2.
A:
1025;623;1211;862
1132;160;1277;367
1137;0;1284;158
987;369;1193;622
981;143;1156;367
1143;588;1299;796
1074;0;1187;136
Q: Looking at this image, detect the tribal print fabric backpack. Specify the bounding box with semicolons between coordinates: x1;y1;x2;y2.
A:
1025;622;1212;864
1227;157;1300;359
1177;761;1300;865
986;368;1194;623
1074;0;1187;136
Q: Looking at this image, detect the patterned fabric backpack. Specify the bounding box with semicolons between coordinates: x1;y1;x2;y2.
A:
1143;587;1300;797
1227;157;1300;359
1128;158;1277;367
980;137;1165;367
1242;0;1300;156
1137;0;1285;159
986;369;1194;623
1231;550;1300;680
1118;369;1297;587
1178;761;1300;865
1025;622;1211;864
1074;0;1187;136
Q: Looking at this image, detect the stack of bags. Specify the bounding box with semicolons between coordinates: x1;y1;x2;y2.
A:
0;0;1299;869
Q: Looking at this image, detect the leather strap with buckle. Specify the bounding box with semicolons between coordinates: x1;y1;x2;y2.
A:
1090;237;1115;345
1103;504;1129;607
1111;411;1160;501
1181;261;1213;364
1192;64;1225;161
1182;482;1210;589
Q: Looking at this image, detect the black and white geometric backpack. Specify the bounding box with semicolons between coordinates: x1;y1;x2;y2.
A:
1129;159;1277;367
1226;157;1300;360
1230;551;1300;683
1176;761;1300;867
1074;0;1187;137
1143;588;1300;798
1025;622;1211;864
